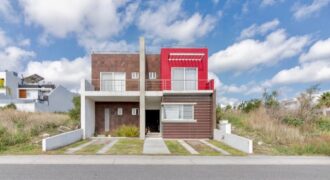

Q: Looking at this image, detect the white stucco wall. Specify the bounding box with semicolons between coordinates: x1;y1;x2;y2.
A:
0;71;19;99
42;129;83;151
47;85;74;112
81;95;95;139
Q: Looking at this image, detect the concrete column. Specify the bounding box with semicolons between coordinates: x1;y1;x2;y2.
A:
139;37;146;139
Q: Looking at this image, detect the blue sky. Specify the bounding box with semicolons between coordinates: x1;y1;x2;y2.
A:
0;0;330;105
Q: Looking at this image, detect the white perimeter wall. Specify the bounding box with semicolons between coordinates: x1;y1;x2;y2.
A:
47;85;74;112
214;121;253;154
42;129;83;151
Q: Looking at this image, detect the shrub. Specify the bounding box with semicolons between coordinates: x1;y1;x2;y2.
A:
4;103;16;110
282;117;304;127
316;117;330;132
69;96;80;122
113;125;139;137
239;99;262;113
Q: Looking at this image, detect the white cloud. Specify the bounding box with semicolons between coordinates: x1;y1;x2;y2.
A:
24;57;90;91
209;29;310;73
260;0;283;7
217;96;240;106
0;29;10;48
270;38;330;84
0;0;19;23
137;0;217;44
0;46;35;71
20;0;139;49
212;0;220;5
299;38;330;63
270;60;330;84
239;19;280;39
292;0;330;20
78;38;136;52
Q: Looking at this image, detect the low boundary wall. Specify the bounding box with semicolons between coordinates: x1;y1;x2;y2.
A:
214;121;253;154
42;129;83;152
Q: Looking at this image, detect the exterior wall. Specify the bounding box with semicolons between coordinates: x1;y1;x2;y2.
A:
145;54;161;91
0;71;19;99
160;48;209;90
161;94;214;139
81;96;95;139
47;85;74;112
95;102;139;134
91;53;140;91
42;129;83;151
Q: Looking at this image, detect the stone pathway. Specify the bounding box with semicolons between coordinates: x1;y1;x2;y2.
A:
178;140;199;155
143;138;170;154
97;139;118;154
200;140;230;155
65;139;97;154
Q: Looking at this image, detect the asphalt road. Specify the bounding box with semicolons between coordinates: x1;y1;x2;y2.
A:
0;165;329;180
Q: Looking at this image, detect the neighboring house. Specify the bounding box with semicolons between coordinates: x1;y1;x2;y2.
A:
81;38;216;139
0;71;74;112
281;91;330;116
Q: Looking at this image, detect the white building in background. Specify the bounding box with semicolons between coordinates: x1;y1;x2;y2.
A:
0;71;75;112
281;91;330;116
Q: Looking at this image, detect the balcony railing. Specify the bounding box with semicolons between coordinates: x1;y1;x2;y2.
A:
88;79;214;92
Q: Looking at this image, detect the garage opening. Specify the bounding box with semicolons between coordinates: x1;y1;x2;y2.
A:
146;110;160;133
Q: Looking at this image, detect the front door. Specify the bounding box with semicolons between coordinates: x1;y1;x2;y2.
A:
104;108;110;133
146;110;160;133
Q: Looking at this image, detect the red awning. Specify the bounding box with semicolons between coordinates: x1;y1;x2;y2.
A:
168;53;205;61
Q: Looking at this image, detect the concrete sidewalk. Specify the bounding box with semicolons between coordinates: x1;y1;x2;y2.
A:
0;156;329;165
143;138;170;154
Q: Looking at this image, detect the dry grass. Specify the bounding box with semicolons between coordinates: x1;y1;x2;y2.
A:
245;108;304;145
0;109;78;153
0;109;71;134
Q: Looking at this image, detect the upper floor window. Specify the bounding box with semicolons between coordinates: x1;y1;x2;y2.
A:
132;108;139;116
100;72;126;91
131;72;139;79
171;68;197;91
149;72;157;79
0;78;4;89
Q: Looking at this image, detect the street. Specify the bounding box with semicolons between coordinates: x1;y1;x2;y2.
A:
0;164;329;180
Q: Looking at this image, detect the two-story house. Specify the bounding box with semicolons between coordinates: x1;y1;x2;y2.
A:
81;38;216;139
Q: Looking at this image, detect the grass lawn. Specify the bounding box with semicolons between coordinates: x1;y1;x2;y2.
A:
185;140;221;156
77;144;105;154
48;140;89;154
0;143;41;155
107;138;143;155
208;140;246;156
165;140;190;155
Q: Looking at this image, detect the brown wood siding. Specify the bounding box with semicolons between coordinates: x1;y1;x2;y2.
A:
95;102;139;134
91;54;140;91
146;54;161;91
19;89;27;98
162;94;214;139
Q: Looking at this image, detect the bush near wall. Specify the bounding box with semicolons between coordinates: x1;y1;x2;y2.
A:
112;125;139;137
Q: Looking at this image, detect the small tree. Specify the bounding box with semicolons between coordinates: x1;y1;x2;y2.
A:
239;99;262;113
69;96;80;121
297;85;319;122
225;104;232;111
318;92;330;108
262;89;279;109
216;104;223;124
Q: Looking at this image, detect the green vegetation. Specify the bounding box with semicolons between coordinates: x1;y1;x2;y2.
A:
107;138;143;155
165;140;190;155
68;96;80;123
50;140;89;154
185;140;221;156
208;140;246;156
0;108;79;154
77;143;104;154
282;117;304;127
113;125;139;137
318;92;330;108
238;99;262;113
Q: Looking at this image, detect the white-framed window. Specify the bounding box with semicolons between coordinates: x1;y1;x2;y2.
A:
132;108;139;115
171;68;197;91
100;72;126;91
131;72;139;79
162;104;194;122
148;72;157;79
117;108;123;116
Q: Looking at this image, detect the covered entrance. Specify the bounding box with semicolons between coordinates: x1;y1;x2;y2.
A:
146;110;160;133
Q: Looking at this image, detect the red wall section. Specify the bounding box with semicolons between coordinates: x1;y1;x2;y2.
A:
160;48;212;90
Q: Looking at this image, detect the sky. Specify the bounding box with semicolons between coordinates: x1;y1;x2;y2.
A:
0;0;330;105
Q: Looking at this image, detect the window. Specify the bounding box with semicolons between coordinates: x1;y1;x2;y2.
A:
163;104;194;121
117;108;123;116
0;78;4;89
131;72;139;79
132;108;139;115
148;72;157;79
101;72;126;91
171;68;197;91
